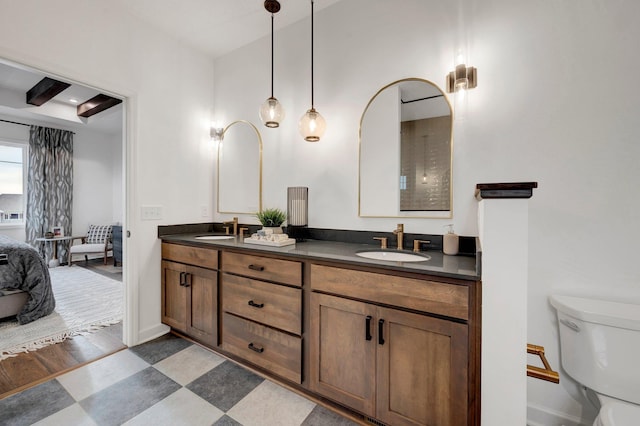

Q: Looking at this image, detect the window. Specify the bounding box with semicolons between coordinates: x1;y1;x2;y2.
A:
0;142;27;226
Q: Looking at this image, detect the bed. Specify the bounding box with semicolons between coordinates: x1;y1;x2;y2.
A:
0;235;55;324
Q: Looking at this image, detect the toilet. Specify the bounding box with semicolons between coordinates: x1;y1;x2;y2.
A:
550;295;640;426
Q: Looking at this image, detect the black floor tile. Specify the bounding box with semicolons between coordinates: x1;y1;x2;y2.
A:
79;367;181;426
213;414;243;426
186;361;264;412
0;379;75;426
129;333;192;364
301;405;359;426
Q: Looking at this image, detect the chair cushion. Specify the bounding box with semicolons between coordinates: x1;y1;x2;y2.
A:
86;225;113;244
70;243;113;254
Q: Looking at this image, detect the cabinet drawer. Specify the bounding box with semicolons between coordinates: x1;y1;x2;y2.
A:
311;264;470;320
222;252;301;286
222;273;301;335
162;243;218;270
222;313;301;383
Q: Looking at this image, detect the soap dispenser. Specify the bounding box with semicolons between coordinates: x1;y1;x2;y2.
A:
443;224;459;255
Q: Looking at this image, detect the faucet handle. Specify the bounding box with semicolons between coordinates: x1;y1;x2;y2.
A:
413;239;431;252
223;226;230;235
373;237;388;249
239;227;249;238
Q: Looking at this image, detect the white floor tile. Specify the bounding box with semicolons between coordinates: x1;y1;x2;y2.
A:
227;380;316;426
122;388;224;426
32;403;97;426
153;344;225;386
57;349;149;401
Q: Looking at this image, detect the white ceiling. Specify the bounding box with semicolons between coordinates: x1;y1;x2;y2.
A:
0;1;342;134
117;0;343;58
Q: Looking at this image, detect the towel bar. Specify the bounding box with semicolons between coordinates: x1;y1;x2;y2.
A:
527;343;559;383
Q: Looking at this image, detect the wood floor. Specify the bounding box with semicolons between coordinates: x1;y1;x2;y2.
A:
0;323;125;400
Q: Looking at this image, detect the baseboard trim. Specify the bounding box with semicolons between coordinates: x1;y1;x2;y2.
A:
527;402;589;426
135;323;170;346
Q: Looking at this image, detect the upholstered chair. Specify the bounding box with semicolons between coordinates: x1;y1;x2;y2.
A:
68;224;113;266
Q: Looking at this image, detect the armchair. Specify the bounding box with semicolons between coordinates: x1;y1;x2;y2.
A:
68;224;113;266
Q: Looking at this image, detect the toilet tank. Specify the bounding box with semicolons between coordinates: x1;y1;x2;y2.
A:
550;295;640;405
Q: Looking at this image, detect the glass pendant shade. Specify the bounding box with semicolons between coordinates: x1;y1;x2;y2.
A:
260;96;285;128
299;107;326;142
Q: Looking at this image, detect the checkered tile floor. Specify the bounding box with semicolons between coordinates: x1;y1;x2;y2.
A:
0;334;358;426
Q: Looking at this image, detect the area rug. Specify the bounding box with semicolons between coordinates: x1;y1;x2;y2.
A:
0;266;123;360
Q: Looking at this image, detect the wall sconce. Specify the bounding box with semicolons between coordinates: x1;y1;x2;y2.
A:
210;126;224;142
446;64;477;93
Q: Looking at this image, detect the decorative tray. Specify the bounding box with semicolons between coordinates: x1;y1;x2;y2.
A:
243;238;296;247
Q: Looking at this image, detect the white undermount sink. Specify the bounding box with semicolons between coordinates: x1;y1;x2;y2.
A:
356;250;430;262
194;235;235;240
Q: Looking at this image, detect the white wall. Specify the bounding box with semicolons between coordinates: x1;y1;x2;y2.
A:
72;127;121;235
213;1;640;424
0;0;215;344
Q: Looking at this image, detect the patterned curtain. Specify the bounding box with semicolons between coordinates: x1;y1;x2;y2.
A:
25;126;73;265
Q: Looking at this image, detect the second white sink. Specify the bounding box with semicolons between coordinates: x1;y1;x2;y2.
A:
356;250;430;262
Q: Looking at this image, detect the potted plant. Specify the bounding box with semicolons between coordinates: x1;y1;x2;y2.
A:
255;207;287;234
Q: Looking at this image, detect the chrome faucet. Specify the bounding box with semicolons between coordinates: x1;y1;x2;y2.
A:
392;223;404;250
223;217;238;235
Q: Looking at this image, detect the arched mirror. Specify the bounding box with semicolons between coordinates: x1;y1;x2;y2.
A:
359;78;453;218
217;120;263;214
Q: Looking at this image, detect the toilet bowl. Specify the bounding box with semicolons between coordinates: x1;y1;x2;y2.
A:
549;295;640;426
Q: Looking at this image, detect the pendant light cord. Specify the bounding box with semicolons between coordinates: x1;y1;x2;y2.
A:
270;13;274;98
310;0;315;108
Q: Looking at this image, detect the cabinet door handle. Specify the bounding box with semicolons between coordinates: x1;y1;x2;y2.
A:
248;343;264;353
184;273;191;287
365;315;372;341
378;319;385;345
179;272;186;286
248;264;265;271
248;300;264;308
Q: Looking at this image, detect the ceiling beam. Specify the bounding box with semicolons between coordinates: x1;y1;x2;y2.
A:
26;77;71;106
77;94;122;118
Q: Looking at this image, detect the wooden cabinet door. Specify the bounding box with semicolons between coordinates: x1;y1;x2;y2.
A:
309;292;376;416
185;265;218;346
376;307;469;426
161;260;188;333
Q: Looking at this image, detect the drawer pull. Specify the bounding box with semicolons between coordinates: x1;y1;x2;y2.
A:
184;273;191;288
248;300;265;308
365;315;372;341
248;264;265;271
179;272;186;286
378;319;385;345
248;342;264;353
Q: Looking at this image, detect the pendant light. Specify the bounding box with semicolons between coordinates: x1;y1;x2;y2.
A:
299;0;326;142
259;0;285;128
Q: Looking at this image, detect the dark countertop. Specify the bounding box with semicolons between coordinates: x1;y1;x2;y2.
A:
160;233;480;281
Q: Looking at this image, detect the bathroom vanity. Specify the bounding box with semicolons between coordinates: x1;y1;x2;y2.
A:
159;229;481;426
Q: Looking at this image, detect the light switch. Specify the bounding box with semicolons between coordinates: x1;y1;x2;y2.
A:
141;205;163;220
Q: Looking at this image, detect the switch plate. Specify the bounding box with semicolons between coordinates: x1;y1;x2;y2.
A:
141;205;163;220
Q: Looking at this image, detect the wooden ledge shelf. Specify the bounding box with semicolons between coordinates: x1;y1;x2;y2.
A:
475;182;538;200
